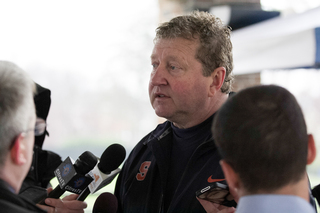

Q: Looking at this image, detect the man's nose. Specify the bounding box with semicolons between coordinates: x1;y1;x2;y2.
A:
150;65;168;86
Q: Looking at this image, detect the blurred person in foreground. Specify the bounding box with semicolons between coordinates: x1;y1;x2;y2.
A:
199;85;316;213
115;10;234;212
0;61;87;213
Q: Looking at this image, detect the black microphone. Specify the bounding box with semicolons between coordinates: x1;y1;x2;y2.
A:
38;151;97;204
92;192;118;213
77;144;126;201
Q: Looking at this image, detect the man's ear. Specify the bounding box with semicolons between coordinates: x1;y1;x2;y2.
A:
10;133;28;165
209;67;226;97
307;134;316;165
220;160;239;191
220;160;241;202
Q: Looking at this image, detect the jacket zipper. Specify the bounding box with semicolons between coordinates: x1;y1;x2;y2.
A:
159;193;164;213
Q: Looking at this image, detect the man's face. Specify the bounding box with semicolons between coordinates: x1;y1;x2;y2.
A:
149;37;213;128
23;108;36;175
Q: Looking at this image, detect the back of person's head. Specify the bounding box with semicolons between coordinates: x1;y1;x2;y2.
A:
155;10;233;93
0;61;36;166
212;85;308;194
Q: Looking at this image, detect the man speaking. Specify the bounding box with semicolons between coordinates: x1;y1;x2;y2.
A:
115;11;234;212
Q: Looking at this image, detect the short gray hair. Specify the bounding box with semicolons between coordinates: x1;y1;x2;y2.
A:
0;61;36;165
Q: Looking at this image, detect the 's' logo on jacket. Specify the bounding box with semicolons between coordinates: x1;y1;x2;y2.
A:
136;161;151;181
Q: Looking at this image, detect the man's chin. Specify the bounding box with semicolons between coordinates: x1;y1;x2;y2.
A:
154;110;172;120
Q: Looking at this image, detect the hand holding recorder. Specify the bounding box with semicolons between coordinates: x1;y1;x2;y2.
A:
196;182;237;213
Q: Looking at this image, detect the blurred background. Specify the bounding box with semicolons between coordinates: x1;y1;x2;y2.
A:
1;0;320;212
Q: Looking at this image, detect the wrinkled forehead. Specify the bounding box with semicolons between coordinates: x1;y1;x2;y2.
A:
151;37;200;56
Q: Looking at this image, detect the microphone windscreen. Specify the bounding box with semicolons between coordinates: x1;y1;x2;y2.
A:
92;192;118;213
99;144;126;174
75;151;98;174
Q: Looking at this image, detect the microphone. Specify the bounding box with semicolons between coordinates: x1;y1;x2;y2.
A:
77;144;126;201
38;151;97;204
92;192;118;213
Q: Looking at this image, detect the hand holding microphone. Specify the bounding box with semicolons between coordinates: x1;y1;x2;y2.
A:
37;192;88;213
36;143;125;213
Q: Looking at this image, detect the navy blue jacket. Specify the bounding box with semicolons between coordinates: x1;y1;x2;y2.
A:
115;120;225;213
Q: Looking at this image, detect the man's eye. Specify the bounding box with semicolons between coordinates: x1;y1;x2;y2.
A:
170;66;176;70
